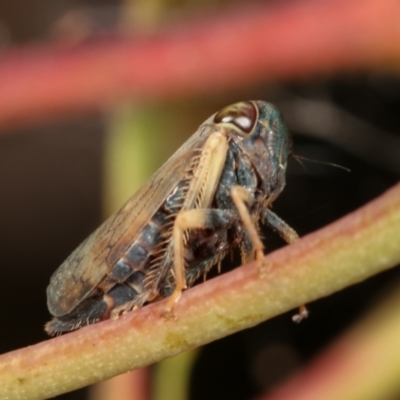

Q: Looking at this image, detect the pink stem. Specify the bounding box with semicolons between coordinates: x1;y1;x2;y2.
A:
0;0;399;130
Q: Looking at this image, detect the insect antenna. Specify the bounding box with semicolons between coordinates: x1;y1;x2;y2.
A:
292;154;350;172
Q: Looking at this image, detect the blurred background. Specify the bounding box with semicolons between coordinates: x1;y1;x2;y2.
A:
0;0;399;399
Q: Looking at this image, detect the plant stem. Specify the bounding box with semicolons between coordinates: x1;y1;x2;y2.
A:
0;183;400;400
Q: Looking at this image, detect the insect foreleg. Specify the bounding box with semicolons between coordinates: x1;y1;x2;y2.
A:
163;208;235;315
230;185;265;265
263;208;299;244
263;209;308;322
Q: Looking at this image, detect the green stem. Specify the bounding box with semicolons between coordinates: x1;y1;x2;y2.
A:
1;183;400;400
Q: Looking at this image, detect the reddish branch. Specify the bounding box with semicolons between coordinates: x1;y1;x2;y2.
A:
0;0;400;130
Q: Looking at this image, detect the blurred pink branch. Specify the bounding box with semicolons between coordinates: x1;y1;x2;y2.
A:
0;0;399;130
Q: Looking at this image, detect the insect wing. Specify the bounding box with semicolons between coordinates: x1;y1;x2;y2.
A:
47;126;214;317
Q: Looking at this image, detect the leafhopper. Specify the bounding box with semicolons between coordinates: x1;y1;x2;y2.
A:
46;101;304;334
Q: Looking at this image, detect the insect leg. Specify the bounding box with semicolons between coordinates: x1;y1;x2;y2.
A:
263;208;298;243
161;130;229;317
230;185;265;265
163;208;234;315
263;208;308;322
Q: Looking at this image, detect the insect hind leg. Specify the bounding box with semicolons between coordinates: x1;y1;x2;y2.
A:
163;208;235;316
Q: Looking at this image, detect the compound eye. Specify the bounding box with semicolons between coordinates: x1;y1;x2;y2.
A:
214;101;257;134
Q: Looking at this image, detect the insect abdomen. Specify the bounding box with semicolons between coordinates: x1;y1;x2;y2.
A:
45;210;171;334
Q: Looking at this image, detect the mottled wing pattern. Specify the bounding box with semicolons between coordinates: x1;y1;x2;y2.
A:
47;125;215;317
